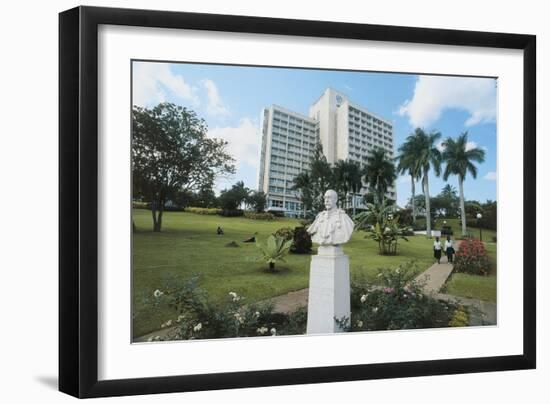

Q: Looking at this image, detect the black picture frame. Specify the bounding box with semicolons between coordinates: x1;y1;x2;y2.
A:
59;5;536;398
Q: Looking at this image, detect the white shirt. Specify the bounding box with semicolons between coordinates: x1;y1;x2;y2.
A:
445;240;453;249
434;241;442;250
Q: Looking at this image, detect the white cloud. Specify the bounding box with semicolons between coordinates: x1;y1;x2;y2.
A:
484;171;497;180
398;76;496;128
208;118;259;169
133;63;199;107
201;79;230;117
436;140;446;152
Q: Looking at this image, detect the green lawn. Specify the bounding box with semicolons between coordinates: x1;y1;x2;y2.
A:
443;273;497;303
431;217;497;242
132;209;497;336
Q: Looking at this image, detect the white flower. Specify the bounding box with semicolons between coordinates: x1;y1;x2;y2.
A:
360;294;367;303
372;307;379;313
257;327;268;335
160;319;172;328
270;328;277;336
229;292;237;298
193;323;202;332
153;289;163;298
255;311;261;318
147;336;154;342
377;273;383;278
395;268;400;274
357;320;363;327
176;314;185;322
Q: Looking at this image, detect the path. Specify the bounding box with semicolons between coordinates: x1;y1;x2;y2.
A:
414;261;454;294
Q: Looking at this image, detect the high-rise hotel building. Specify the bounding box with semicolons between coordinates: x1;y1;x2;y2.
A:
257;88;395;217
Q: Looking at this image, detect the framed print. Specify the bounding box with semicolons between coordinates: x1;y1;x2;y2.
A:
59;6;536;398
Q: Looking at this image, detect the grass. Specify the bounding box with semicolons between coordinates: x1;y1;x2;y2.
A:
431;217;497;242
443;274;497;303
132;209;497;336
442;240;497;303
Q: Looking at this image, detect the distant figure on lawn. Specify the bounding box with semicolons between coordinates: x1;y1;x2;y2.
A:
243;232;258;243
445;235;455;263
433;236;442;264
216;226;224;235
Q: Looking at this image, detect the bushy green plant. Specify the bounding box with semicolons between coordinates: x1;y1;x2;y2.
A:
291;226;312;254
273;227;294;241
254;235;293;271
147;277;306;341
355;201;409;255
219;209;244;217
449;305;469;327
454;238;491;275
185;207;221;215
345;262;458;331
244;211;275;220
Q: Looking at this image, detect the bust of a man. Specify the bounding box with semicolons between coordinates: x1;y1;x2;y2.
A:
307;190;355;246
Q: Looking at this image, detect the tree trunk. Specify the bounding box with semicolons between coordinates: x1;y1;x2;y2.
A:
269;262;275;271
152;196;165;232
411;175;416;225
458;176;467;236
423;174;432;238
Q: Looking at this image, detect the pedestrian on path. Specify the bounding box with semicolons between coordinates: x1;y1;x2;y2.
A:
445;235;455;263
433;236;442;264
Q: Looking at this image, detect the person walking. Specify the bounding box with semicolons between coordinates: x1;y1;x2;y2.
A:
445;235;455;263
433;236;442;264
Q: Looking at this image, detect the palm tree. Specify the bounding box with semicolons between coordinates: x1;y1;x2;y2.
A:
363;149;396;206
333;160;363;217
291;171;313;218
442;132;486;236
413;128;442;238
397;135;422;225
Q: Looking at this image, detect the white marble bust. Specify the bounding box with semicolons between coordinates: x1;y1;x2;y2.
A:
307;190;355;246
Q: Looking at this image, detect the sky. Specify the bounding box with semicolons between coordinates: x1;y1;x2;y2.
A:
132;60;497;207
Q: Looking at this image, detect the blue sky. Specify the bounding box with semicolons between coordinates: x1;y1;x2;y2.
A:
132;61;497;207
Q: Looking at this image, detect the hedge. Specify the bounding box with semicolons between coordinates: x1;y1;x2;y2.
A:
185;207;222;215
243;211;275;221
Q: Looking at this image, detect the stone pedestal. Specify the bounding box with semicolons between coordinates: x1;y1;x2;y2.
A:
306;245;351;334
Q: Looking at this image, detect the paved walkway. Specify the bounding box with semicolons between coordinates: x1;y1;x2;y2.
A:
414;261;454;294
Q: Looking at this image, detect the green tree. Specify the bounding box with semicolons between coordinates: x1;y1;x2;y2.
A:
291;171;313;217
218;181;250;211
333;159;363;217
363;149;396;206
397;135;422;225
441;132;486;236
247;190;267;213
132;103;234;231
413;128;442;238
309;143;335;212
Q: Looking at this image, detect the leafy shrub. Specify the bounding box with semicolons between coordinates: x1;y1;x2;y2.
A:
273;227;294;241
132;201;149;209
219;209;244;217
345;262;458;331
148;277;306;341
291;226;312;254
454;238;491;275
449;305;469;327
254;234;293;271
244;211;275;221
185;207;221;215
440;225;454;236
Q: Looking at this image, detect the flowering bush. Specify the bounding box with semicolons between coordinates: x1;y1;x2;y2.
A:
453;238;491;275
147;276;306;341
344;262;458;331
